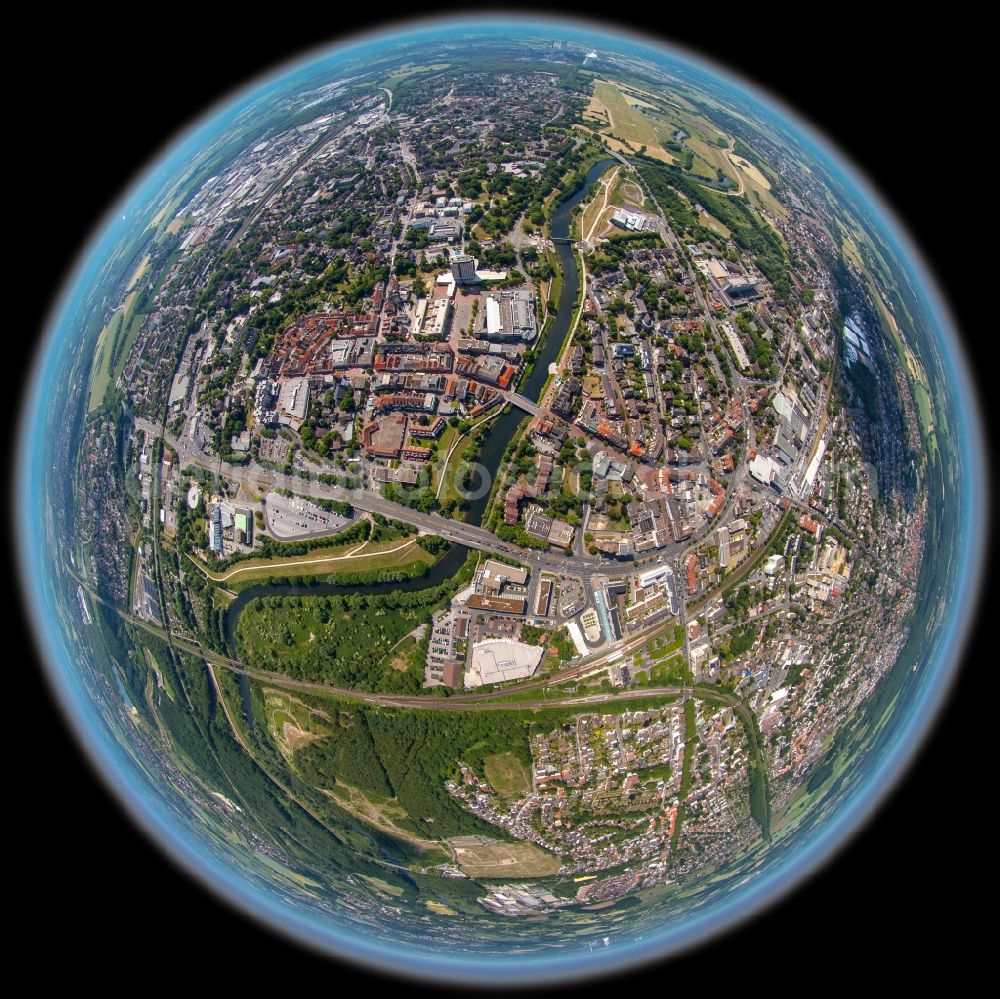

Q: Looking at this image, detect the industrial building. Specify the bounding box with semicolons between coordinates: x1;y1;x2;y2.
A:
611;207;647;231
465;639;544;687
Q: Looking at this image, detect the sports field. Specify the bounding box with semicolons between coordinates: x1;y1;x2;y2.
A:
483;751;531;797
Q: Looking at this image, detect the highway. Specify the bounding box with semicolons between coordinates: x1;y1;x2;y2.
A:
137;417;648;580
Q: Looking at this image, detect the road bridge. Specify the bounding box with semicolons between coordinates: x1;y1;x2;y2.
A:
506;392;541;416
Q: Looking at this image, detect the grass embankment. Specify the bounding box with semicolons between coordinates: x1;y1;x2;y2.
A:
193;538;434;586
670;698;698;854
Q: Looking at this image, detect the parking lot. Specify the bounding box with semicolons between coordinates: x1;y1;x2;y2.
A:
264;491;351;539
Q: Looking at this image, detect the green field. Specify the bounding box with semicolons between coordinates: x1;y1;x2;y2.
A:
381;62;451;90
483;751;532;798
592;80;673;162
87;310;123;411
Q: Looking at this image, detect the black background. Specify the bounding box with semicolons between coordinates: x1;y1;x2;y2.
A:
9;4;990;991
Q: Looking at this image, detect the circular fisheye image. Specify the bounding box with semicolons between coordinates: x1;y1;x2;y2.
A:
16;14;986;987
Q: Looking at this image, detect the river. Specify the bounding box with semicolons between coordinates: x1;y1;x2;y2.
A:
460;157;615;526
226;158;616;652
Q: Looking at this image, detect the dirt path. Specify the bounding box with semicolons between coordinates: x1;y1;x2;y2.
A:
582;166;619;244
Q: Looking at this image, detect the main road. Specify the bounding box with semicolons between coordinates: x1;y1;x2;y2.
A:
135;417;696;581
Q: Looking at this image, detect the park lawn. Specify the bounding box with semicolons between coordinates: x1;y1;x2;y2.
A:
698;209;732;237
438;447;470;511
431;422;461;493
387;634;421;672
645;625;686;662
438;408;502;513
648;654;691;685
236;595;427;672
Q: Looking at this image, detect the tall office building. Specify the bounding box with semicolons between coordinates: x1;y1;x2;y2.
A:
451;254;478;284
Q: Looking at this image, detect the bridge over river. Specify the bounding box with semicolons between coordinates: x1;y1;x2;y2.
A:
505;392;541;416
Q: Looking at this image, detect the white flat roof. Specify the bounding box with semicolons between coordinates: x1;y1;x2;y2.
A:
486;296;502;336
466;639;543;687
565;620;589;657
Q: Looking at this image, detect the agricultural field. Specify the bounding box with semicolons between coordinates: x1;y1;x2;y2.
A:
591;80;675;163
450;838;560;878
88;309;124;412
729;154;771;190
